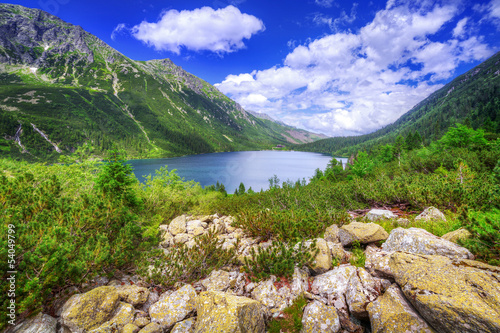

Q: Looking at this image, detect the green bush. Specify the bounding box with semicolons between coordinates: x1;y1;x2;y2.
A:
349;241;366;268
267;295;308;333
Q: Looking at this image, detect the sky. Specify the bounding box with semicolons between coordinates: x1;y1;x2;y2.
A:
7;0;500;137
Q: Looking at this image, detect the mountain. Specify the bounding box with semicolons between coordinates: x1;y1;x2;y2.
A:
297;52;500;156
0;3;323;161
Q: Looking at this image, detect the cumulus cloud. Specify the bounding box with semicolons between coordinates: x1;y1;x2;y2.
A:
216;0;493;137
129;5;265;54
313;3;358;32
315;0;335;8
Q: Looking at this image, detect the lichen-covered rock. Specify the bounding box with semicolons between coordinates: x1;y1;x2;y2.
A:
186;220;205;236
115;285;150;307
381;227;474;259
194;291;265;333
91;302;135;333
324;224;340;243
11;312;57;333
415;206;446;222
173;233;192;244
291;267;310;296
171;317;196;333
365;209;396;221
60;286;120;333
169;215;187;235
390;252;500;333
301;300;341;333
141;290;159;313
345;267;382;319
327;241;348;264
364;245;394;279
122;323;140;333
396;218;410;227
133;312;150;328
160;231;174;248
149;285;197;328
200;270;232;292
441;228;472;243
251;275;292;317
367;284;435;333
309;238;332;274
138;322;161;333
338;222;389;246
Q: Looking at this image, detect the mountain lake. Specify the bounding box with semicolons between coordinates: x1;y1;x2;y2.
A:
128;150;347;193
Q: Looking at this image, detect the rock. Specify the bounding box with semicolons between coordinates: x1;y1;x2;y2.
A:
345;268;382;319
396;218;410;227
381;227;474;259
338;222;389;246
133;312;150;328
171;317;196;333
327;241;348;264
441;228;472;243
173;233;192;244
186;220;205;236
367;284;435;333
60;286;120;333
115;285;150;307
200;270;232;292
309;238;332;274
390;252;500;333
365;209;396;221
194;291;266;333
160;232;174;248
138;322;161;333
91;302;135;332
122;324;140;333
251;275;292;317
11;312;57;333
141;290;159;313
291;267;310;296
301;300;341;333
415;206;446;222
364;245;394;279
324;224;340;243
169;215;187;235
149;285;197;328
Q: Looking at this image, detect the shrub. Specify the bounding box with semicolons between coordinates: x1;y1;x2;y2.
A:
267;295;308;333
349;241;366;268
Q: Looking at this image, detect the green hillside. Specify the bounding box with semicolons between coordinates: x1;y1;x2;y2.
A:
0;3;321;161
297;51;500;156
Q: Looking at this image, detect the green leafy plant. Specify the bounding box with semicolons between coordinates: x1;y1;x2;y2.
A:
349;241;366;268
267;295;308;333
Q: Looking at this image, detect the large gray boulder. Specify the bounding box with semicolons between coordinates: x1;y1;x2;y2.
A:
338;222;389;246
149;285;197;329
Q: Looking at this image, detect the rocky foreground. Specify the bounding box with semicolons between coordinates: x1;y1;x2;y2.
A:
9;207;500;333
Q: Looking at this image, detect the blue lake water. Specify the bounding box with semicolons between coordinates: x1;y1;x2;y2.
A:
128;150;347;193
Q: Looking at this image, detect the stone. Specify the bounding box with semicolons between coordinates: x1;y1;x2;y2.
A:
160;232;174;248
171;317;196;333
301;300;341;333
186;220;205;236
138;323;161;333
327;241;348;264
345;268;382;319
91;302;135;332
200;270;232;292
390;252;500;333
309;238;332;274
367;284;435;333
149;284;197;328
415;206;446;221
291;267;310;296
338;222;389;246
169;215;187;235
122;324;140;333
396;218;410;227
173;233;192;244
11;312;57;333
441;228;472;243
364;245;394;279
199;215;212;223
115;285;150;307
60;286;120;333
194;291;266;333
324;224;340;243
251;275;292;317
365;209;396;221
133;313;150;328
141;290;159;313
381;227;474;259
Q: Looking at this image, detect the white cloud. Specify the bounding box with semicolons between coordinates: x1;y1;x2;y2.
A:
313;3;358;32
129;5;265;54
315;0;335;8
216;0;493;137
453;17;468;37
111;23;127;41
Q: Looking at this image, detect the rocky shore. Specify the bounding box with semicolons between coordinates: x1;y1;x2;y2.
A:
9;207;500;333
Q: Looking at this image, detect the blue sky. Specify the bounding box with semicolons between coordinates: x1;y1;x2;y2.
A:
7;0;500;136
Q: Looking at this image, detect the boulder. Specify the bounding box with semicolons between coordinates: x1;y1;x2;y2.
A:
251;275;292;317
324;224;340;243
171;317;196;333
390;252;500;333
11;312;57;333
441;228;472;243
173;233;192;244
60;286;120;333
365;209;396;221
396;218;410;227
381;227;474;259
200;270;232;292
91;302;135;332
141;290;159;313
169;215;187;235
160;231;174;248
301;300;341;333
133;312;150;328
138;323;161;333
309;238;332;274
327;241;348;264
186;220;205;236
345;268;382;319
115;285;150;307
364;245;394;279
415;206;446;222
194;291;265;333
149;285;197;328
291;267;310;296
338;222;389;246
122;323;140;333
367;284;435;333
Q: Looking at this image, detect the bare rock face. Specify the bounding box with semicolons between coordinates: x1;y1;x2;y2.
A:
389;252;500;333
381;227;474;259
339;222;389;246
194;291;266;333
367;284;435;333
